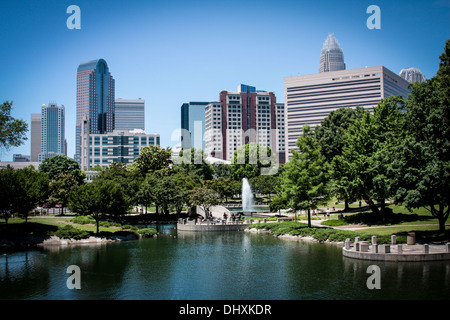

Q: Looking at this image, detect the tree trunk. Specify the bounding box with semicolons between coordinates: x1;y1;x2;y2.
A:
307;208;311;228
344;199;349;211
365;198;379;214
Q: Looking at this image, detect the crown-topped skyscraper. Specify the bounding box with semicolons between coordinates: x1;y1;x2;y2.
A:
319;34;346;73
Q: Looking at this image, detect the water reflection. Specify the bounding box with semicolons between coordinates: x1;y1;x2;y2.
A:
1;226;449;300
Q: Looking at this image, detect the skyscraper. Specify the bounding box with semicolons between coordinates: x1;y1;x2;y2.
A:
204;84;285;163
115;98;145;131
75;59;115;163
319;34;346;73
30;113;41;162
39;103;65;162
399;67;426;83
181;101;209;150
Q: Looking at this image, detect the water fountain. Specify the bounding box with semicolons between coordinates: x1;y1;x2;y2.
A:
242;178;254;212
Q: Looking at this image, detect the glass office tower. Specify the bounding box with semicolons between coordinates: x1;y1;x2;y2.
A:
39;103;65;162
75;59;115;163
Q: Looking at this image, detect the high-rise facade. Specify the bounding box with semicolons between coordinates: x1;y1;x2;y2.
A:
30;113;41;162
204;85;285;163
115;98;145;131
399;67;426;83
39;103;65;162
284;66;411;158
75;59;115;163
181;101;209;150
319;34;346;73
80;115;160;170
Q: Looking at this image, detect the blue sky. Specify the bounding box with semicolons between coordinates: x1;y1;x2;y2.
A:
0;0;449;161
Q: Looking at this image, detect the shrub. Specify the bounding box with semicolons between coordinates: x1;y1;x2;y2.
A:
321;219;348;227
55;225;90;240
136;228;157;238
121;224;133;230
71;216;95;225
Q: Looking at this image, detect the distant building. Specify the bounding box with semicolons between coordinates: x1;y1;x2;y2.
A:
115;98;145;131
204;84;285;163
39;103;65;162
181;102;209;150
80;115;160;170
399;67;426;83
284;66;410;159
75;59;115;164
319;34;346;73
30;113;41;162
13;154;31;162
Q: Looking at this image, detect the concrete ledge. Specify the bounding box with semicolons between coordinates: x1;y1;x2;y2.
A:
343;245;450;262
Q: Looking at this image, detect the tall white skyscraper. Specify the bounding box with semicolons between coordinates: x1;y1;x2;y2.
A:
39;103;65;162
319;34;346;73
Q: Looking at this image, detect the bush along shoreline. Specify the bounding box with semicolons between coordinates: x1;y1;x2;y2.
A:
246;221;404;245
0;220;158;252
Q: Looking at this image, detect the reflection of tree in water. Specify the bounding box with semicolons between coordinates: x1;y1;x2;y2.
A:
44;243;132;299
0;250;51;299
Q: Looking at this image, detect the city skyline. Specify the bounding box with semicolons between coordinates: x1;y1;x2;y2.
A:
0;0;449;161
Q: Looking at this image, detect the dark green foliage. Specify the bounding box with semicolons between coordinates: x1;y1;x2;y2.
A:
0;101;28;150
55;225;89;240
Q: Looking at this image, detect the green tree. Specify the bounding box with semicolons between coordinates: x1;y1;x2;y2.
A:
48;173;79;214
69;179;129;233
0;166;49;223
189;187;222;217
392;39;450;232
174;148;215;181
0;101;28;150
231;143;277;180
315;106;365;210
336;96;405;214
280;125;330;227
39;155;85;185
131;145;173;178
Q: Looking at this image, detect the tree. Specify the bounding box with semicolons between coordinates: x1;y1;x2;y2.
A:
174;148;214;181
392;39;450;232
94;162;140;205
131;145;172;178
0;101;28;150
231;143;277;180
280;125;330;227
315;106;365;210
335;96;405;215
69;179;129;233
189;187;222;218
39;155;85;185
204;177;235;202
48;173;79;214
0;166;49;223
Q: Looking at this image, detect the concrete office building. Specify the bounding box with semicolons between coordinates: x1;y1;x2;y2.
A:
39;103;66;162
80;115;160;170
284;66;411;158
30;113;41;162
204;85;285;163
75;59;115;164
115;98;145;131
181;101;209;150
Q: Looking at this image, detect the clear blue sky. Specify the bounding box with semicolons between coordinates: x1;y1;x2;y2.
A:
0;0;449;161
